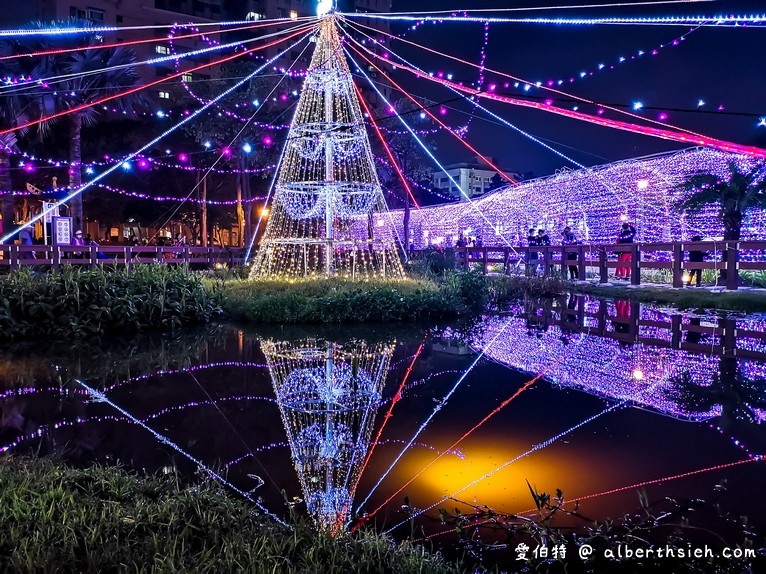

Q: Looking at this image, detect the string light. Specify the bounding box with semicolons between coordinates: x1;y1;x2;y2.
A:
341;13;766;28
0;24;316;137
73;379;290;527
261;337;394;529
0;32;313;244
356;317;513;513
379;148;763;248
251;19;405;279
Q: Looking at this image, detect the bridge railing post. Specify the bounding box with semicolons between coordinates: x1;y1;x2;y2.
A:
726;241;739;290
599;247;608;283
630;244;641;285
672;243;683;288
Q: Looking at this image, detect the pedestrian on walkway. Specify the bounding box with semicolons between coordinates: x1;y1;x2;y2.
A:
562;226;580;280
615;222;636;280
536;229;551;274
686;235;706;287
526;228;539;274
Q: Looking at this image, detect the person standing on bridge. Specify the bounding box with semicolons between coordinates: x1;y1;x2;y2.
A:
526;228;539;274
615;222;636;280
562;226;580;280
536;228;551;274
686;235;706;287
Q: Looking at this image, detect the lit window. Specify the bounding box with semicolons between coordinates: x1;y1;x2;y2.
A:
155;45;170;55
88;9;105;21
245;11;261;21
290;10;298;20
182;73;192;83
158;91;170;100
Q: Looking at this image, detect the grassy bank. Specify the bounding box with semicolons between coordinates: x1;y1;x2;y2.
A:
0;457;455;573
0;265;221;341
215;272;488;323
574;282;766;311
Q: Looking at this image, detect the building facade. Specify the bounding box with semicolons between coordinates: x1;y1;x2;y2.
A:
433;157;520;201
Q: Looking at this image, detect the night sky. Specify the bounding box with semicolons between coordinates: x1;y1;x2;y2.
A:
374;0;766;177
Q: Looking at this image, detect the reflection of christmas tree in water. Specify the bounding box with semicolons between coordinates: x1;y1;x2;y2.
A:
251;17;404;279
261;338;394;529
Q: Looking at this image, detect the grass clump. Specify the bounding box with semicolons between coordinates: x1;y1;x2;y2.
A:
0;457;456;573
215;273;488;323
0;265;222;341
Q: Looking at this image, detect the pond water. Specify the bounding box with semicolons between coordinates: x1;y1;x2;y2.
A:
1;294;765;553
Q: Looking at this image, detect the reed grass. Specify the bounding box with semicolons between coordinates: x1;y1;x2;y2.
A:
0;457;456;573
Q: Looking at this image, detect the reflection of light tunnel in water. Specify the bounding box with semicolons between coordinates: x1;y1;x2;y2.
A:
260;338;394;529
472;300;766;423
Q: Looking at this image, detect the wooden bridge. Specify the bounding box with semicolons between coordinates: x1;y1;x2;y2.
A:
444;240;766;290
0;244;248;270
528;294;766;362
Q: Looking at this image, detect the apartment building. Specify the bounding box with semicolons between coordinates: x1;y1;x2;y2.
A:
434;157;521;201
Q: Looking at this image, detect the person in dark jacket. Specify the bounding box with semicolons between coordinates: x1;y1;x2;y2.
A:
686;235;706;287
562;226;580;280
536;229;551;274
526;228;539;273
615;222;636;279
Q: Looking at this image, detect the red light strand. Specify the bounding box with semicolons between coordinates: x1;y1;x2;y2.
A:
0;23;316;137
354;82;420;210
344;16;706;139
0;21;274;63
366;373;543;520
360;46;766;159
346;37;518;186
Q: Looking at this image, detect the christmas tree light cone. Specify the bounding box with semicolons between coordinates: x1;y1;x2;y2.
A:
251;18;405;279
261;337;394;529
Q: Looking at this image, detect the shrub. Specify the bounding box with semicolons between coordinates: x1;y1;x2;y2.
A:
0;265;222;341
216;276;469;323
409;247;457;278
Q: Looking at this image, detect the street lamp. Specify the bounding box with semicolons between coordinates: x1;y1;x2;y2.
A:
242;142;252;154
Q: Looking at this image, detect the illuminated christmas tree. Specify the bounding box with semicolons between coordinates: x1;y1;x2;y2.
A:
261;337;394;529
250;17;405;279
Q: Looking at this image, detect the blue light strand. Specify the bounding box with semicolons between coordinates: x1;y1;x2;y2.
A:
0;32;313;244
73;379;290;527
0;24;308;94
384;402;629;534
342;44;515;249
355;318;513;513
343;19;585;170
340;13;766;28
243;40;315;265
0;17;314;37
384;379;671;534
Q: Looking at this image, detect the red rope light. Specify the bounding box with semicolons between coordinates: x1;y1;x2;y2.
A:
423;455;764;541
347;342;425;533
352;37;766;159
365;373;543;520
347;39;518;186
0;20;276;62
344;17;706;139
0;24;316;137
354;82;420;210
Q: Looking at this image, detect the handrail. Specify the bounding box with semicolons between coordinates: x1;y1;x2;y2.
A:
411;239;762;290
0;245;248;270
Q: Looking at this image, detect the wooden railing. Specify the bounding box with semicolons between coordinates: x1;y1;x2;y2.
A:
0;245;247;270
435;240;766;290
532;295;765;360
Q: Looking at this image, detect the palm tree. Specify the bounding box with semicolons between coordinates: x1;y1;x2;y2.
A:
8;21;147;230
0;43;29;241
677;160;766;242
666;356;766;427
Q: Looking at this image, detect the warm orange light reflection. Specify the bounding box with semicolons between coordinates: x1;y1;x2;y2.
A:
393;441;582;512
